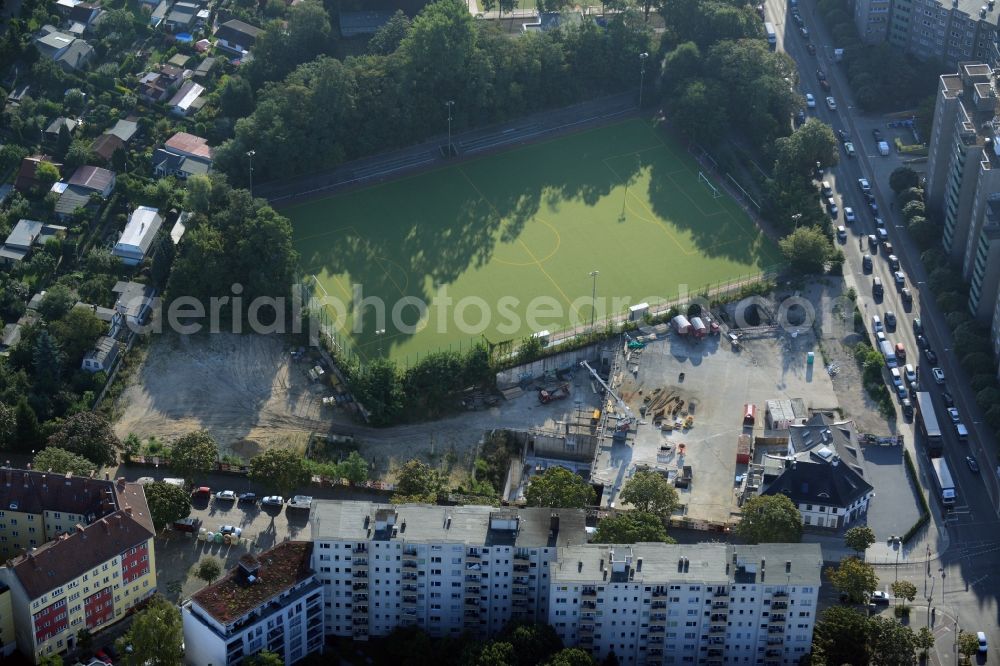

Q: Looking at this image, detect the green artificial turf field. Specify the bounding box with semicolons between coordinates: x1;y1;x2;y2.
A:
287;119;782;364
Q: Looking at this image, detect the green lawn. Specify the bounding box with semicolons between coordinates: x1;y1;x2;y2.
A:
286;119;782;364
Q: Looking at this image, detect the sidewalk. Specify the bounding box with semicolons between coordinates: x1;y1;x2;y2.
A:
804;519;949;565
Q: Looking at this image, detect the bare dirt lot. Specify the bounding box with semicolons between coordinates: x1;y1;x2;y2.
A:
113;333;329;456
113;333;600;485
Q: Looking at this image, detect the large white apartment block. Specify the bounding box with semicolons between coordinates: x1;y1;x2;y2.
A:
548;543;822;666
309;502;588;640
182;541;324;666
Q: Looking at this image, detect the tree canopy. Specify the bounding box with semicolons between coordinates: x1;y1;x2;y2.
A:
144;481;192;531
117;595;184;666
47;412;120;467
780;226;836;275
169;431;219;483
592;511;674;544
195;557;223;584
392;459;444;503
525;466;595;508
618;470;680;519
844;526;876;554
249;448;312;497
33;447;97;476
811;606;871;666
736;494;802;543
825;556;878;604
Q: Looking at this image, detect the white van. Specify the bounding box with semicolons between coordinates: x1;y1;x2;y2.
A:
956;423;969;440
871;315;883;333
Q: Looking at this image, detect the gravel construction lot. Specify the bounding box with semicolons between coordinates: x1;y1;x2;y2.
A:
595;318;840;527
113;333;330;456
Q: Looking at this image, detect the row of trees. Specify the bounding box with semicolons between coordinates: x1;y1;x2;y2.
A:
809;604;935;666
215;0;653;185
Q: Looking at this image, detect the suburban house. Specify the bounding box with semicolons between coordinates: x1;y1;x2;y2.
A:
14;156;60;192
192;56;217;79
91;133;124;162
113;206;162;266
66;2;103;34
168;80;205;116
82;335;119;373
153;131;213;179
111;281;157;331
0;324;21;352
34;26;94;71
759;413;875;529
338;10;393;37
214;19;262;54
106;118;139;143
137;63;186;103
163;1;199;32
44;117;78;142
54;165;116;219
0;219;66;266
149;0;169;27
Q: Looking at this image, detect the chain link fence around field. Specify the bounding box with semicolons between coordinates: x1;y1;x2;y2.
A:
302;267;783;372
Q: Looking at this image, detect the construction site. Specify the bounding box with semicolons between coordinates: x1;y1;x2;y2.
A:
502;298;842;530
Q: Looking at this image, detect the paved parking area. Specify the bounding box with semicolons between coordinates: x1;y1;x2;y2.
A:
154;497;311;603
593;324;840;526
856;444;923;539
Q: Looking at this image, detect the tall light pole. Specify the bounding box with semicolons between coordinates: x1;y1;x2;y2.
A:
638;52;649;109
589;270;600;332
246;149;256;199
445;100;455;156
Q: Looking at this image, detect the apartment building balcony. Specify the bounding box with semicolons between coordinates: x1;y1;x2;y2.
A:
582;587;597;597
465;596;482;606
650;600;667;610
648;613;667;625
707;647;724;658
578;624;594;636
267;627;284;642
307;615;322;630
581;600;597;610
766;648;783;658
403;583;419;592
713;588;729;597
771;600;788;610
513;562;529;572
710;613;727;625
579;613;595;626
466;550;482;562
352;557;368;566
512;588;528;599
403;595;418;607
769;613;786;624
578;636;594;646
651;588;667;598
463;614;480;626
353;592;368;602
764;660;782;666
352;570;368;579
768;626;786;635
352;616;369;626
403;560;418;569
512;597;529;607
465;586;481;597
648;625;665;634
709;624;726;635
772;590;788;598
648;647;662;657
353;629;370;640
712;601;727;609
513;576;529;586
352;545;368;554
352;603;368;614
514;552;530;561
706;657;723;666
647;635;664;645
353;582;368;591
402;572;418;581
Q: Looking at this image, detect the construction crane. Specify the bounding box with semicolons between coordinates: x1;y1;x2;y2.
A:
580;360;635;430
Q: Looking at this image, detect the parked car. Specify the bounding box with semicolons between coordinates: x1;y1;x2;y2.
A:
215;490;236;501
871;315;883;333
94;649;113;665
173;517;201;533
942;391;954;407
796;109;806;124
816;68;827;80
895;342;906;361
874;216;885;228
902;399;913;417
913;318;923;334
872;128;883;142
977;631;988;653
884;311;896;329
821;180;833;197
967;456;980;473
862;254;873;272
826;96;837;110
805;93;816;108
800;26;810;38
806;43;816;55
916;334;928;349
877;228;889;242
843;142;856;157
870;591;889;604
820;79;831;92
924;348;938;364
836;225;846;241
858;177;871;192
219;525;242;536
262;495;284;506
901;288;912;305
868;234;878;251
947;407;960;423
826;198;838;217
890;367;903;388
844;207;855;223
289;495;314;510
932;367;945;384
887;254;899;270
238;492;257;503
893;271;905;287
895;384;907;401
191;487;211;499
837;129;850;142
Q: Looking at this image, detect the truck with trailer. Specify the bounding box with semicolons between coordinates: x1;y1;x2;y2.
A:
764;22;777;48
915;391;943;457
930;457;956;507
879;340;897;368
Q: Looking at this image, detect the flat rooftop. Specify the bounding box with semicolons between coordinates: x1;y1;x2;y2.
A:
191;541;314;625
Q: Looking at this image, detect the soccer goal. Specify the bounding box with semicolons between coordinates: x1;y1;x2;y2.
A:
698;171;722;199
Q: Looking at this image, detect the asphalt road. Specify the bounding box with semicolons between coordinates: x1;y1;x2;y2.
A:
766;0;1000;656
